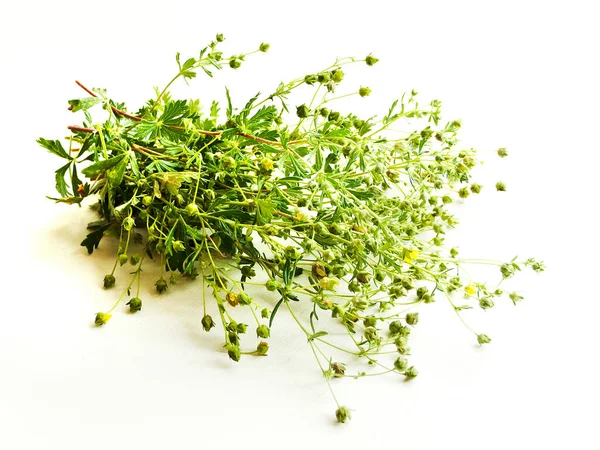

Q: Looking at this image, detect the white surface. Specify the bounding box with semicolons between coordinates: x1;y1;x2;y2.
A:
1;1;599;449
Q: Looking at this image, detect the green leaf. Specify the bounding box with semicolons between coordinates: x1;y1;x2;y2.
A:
38;138;71;159
46;196;83;205
269;298;284;328
54;163;71;197
81;153;126;178
68;97;102;112
255;198;275;225
80;223;111;254
308;331;329;342
106;154;129;190
71;163;82;197
225;87;233;118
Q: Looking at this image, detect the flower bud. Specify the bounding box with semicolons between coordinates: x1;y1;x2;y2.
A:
328;111;340;122
406;312;419;326
228;331;239;346
364;327;380;344
224;291;238;307
129;255;140;266
155;279;168;294
363;316;377;328
256;341;269;355
265;279;280;291
216;33;225;42
202;314;215;332
118;253;129;266
365;54;379;66
479;297;494;309
127;297;142;313
123;217;135;231
185;203;199;216
142;195;153;206
238;292;252;306
497;148;508;158
222;156;236;169
356;271;372;284
227;344;240;362
319;107;329;117
320;277;339;291
236;323;247;334
348;280;361;293
394;357;408;371
256;325;271;339
335;406;351;423
470;184;482;194
259;42;270;52
458;187;470;199
261;308;270;319
172;240;185;252
317;72;331;83
477;333;491;345
404;366;418;379
332;69;344;83
359;86;372;97
304;74;318;85
94;312;112;326
103;274;116;289
296;104;309;118
495;181;506;191
331;362;346;376
229;58;241;69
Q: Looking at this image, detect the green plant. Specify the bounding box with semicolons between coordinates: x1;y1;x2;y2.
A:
39;34;544;423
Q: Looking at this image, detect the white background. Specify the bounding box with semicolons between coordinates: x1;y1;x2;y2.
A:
1;1;599;449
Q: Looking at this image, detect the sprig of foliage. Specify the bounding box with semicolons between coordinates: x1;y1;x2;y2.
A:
39;34;544;423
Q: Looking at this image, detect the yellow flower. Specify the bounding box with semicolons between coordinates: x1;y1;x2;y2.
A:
403;249;419;263
465;285;476;295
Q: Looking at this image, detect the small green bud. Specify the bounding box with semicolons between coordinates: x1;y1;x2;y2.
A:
155;279;168;294
127;297;142;313
509;292;524;304
103;274;116;289
142;195;153;206
222;156;236;169
497;147;508;158
335;406;351;423
229;58;241;69
389;320;403;335
317;72;331;83
442;195;453;204
348;280;361;293
458;187;470;199
477;334;492;345
450;247;459;258
364;326;380;344
296;104;309;118
216;33;225;42
479;297;494;309
261;308;270;319
406;312;419;326
356;271;372;284
363;316;377;328
238;292;252;306
332;69;344;83
394;357;408;372
256;341;269;355
94;312;111;326
319;107;329;117
304;74;318;85
228;331;239;346
129;254;140;266
227;344;241;362
123;217;135;231
331;362;346;376
265;279;280;291
470;183;482;194
202;314;215;332
365;54;379;66
495;181;506;191
118;253;129;266
328;111;340;122
404;366;418;379
359;86;372;97
259;42;270;52
236;323;247;334
256;325;271;339
172;240;185;252
185;203;199;216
